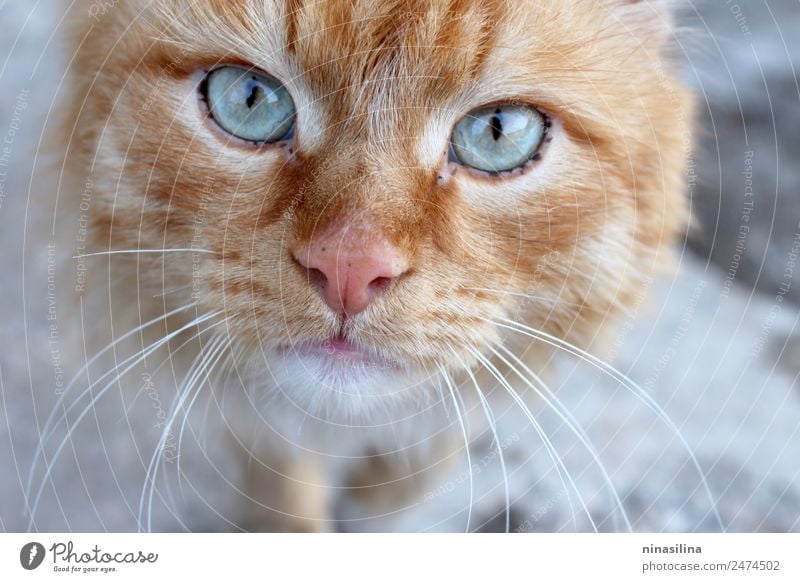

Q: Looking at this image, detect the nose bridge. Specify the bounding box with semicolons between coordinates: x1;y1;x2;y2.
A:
301;148;367;226
315;215;382;255
299;147;406;238
290;145;421;315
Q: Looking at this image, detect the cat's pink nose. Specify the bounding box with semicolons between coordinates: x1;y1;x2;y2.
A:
294;222;409;316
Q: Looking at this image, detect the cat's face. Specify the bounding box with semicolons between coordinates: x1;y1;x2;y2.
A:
75;0;689;413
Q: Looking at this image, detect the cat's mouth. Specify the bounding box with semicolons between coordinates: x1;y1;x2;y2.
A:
265;330;425;417
277;334;405;372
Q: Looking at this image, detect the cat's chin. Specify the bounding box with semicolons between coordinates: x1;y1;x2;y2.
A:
261;340;431;419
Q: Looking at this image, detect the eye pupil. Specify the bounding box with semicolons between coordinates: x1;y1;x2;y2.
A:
489;113;503;141
245;85;261;109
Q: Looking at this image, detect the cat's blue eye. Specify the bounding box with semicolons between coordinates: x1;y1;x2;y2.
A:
450;104;546;173
203;66;295;143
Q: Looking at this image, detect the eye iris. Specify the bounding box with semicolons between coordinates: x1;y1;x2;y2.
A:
451;104;546;173
204;67;295;143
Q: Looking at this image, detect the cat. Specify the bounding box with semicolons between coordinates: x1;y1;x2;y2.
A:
32;0;694;532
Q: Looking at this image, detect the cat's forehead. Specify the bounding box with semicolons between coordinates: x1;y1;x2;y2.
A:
281;0;514;145
153;0;586;149
159;0;563;103
282;0;507;90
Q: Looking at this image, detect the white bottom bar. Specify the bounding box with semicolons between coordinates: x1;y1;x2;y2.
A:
2;533;797;580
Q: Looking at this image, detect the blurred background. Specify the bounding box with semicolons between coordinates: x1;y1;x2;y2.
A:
0;0;798;532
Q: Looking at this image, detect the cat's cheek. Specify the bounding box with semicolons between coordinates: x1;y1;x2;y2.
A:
192;124;298;180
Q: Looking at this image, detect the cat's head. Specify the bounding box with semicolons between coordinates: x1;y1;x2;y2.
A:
71;0;690;415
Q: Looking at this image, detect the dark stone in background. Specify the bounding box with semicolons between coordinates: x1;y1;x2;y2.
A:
683;0;800;306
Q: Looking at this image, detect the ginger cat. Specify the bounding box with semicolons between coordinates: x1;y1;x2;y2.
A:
34;0;691;532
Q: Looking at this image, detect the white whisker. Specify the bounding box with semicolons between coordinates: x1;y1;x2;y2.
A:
152;283;195;298
469;346;596;532
160;334;229;511
121;323;226;419
490;316;725;531
465;287;587;309
491;343;631;532
26;301;199;514
438;364;474;533
448;345;510;533
176;336;232;495
142;331;230;530
73;248;216;259
27;311;223;530
40;310;221;449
